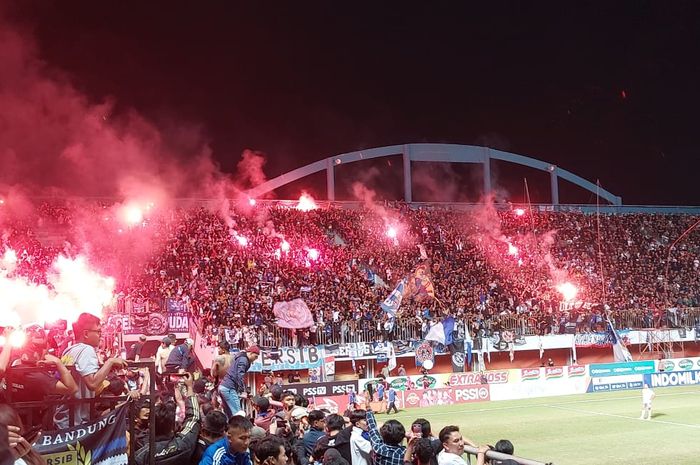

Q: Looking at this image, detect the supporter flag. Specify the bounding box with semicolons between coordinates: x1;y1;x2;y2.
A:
449;337;466;373
608;319;632;362
35;404;128;465
380;279;406;316
273;299;314;329
406;264;435;301
538;336;544;360
417;244;428;260
387;342;397;371
425;316;455;346
362;265;389;289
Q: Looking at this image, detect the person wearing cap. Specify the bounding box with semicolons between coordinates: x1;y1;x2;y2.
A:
126;335;148;362
3;326;78;429
219;346;260;418
165;338;195;373
253;396;276;432
155;337;173;376
194;411;228;464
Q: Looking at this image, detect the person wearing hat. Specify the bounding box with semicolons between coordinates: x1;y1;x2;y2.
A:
155;337;173;376
165;338;195;373
193;410;228;464
126;335;148;362
253;396;276;432
219;346;260;418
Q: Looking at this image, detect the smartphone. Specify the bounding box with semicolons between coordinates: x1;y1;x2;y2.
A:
411;424;422;438
276;419;287;428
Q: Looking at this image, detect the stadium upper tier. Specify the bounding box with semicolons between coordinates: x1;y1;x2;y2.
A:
2;201;700;342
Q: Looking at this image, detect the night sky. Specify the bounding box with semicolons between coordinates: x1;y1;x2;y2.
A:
5;1;700;205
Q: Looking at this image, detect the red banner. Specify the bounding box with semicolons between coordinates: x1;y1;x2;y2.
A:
401;385;490;408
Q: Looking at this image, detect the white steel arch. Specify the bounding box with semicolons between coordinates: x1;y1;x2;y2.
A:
246;143;622;206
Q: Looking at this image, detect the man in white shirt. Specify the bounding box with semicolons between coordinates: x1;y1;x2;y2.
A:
436;426;478;465
155;337;173;375
349;410;372;465
640;384;655;420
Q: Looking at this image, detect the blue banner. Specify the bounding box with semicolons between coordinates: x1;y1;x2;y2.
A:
644;370;700;388
588;360;655;377
587;380;643;393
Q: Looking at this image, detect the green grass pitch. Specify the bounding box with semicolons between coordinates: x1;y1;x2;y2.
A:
385;386;700;465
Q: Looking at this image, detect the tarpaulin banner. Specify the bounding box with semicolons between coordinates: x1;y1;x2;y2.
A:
36;404;128;465
284;380;358;398
273;299;314;329
250;346;325;372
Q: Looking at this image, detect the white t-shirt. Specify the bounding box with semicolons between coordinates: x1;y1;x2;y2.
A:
437;450;468;465
642;387;655;404
54;343;100;428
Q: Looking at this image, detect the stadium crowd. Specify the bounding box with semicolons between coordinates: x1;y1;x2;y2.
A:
0;312;514;465
2;201;700;350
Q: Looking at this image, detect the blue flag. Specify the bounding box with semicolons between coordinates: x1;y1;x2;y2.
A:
380;279;405;316
608;319;632;362
425;316;456;346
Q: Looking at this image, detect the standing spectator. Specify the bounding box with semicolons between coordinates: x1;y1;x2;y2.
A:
349;410;372;465
302;410;327;462
126;335;147;362
165;338;195;373
194;411;228;464
54;313;127;428
219;346;260;417
312;414;345;463
135;373;200;465
397;365;407;377
366;407;406;465
155;338;173;377
254;435;288;465
200;416;253;465
386;387;399;414
437;426;477;465
212;342;233;384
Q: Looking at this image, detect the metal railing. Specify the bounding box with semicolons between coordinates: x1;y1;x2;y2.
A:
464;445;552;465
5;361;159;465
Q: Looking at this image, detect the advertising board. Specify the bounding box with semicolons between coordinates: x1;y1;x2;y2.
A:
284;380;358;398
588;361;655;377
644;370;700;388
401;385;490;408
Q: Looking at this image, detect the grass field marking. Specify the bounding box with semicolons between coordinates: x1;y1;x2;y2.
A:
388;389;700;419
543;404;700;429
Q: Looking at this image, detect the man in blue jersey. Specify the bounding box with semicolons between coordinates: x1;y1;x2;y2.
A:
199;416;253;465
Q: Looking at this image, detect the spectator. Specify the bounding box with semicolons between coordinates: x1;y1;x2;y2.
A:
312;414;345;463
165;338;195;373
3;326;77;429
126;335;147;362
397;365;407;376
253;436;288;465
253;397;276;433
194;411;228;464
366;407;406;465
489;440;517;465
302;410;326;463
53;313;127;428
0;404;44;465
211;342;233;384
348;410;371;465
437;426;477;465
200;415;253;465
134;373;200;465
155;338;173;378
219;346;260;417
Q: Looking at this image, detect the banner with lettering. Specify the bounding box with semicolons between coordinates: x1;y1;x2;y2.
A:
123;311;189;335
250;346;325;372
35;404;128;465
